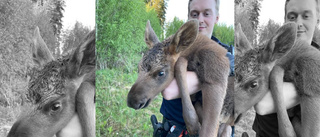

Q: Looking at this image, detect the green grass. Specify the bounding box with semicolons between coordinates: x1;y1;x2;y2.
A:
96;69;163;137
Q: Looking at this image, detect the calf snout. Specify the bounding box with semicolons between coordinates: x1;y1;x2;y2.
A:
127;83;151;109
127;96;150;109
7;120;32;137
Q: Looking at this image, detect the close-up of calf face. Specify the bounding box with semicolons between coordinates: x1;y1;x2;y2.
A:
7;27;95;137
127;20;199;110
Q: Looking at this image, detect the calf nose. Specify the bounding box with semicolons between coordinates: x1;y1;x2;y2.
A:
7;121;30;137
127;96;147;109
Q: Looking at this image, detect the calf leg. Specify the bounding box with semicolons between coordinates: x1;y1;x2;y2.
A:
217;123;232;137
194;101;203;124
76;82;96;137
300;97;320;137
175;57;200;135
270;66;296;137
200;83;225;137
293;58;320;137
292;114;301;137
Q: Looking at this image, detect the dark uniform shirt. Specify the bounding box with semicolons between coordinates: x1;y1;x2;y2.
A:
160;36;235;125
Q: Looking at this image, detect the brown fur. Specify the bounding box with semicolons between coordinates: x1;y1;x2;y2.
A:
235;22;320;137
7;27;95;137
127;20;232;137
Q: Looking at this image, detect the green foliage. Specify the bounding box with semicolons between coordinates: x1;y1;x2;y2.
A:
164;17;185;38
61;21;91;55
96;69;163;136
96;0;162;71
212;23;234;46
96;1;164;135
146;0;168;26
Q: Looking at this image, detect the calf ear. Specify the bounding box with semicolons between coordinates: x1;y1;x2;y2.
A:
67;30;95;81
145;20;160;49
262;22;297;63
31;26;53;67
235;23;252;56
168;19;198;54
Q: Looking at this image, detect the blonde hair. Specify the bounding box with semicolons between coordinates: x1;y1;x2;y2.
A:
188;0;220;16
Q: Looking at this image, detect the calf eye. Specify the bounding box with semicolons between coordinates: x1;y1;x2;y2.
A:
158;71;165;76
250;81;258;88
51;102;61;111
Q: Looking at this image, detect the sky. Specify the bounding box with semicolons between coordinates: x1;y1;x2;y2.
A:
165;0;234;26
61;0;95;31
259;0;286;26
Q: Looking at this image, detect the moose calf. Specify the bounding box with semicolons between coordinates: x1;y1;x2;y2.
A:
7;27;95;137
234;22;320;137
127;20;232;137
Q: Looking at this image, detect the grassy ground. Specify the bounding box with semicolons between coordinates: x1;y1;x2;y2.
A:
96;69;163;137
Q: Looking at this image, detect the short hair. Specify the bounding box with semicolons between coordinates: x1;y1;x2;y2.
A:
284;0;320;20
188;0;220;16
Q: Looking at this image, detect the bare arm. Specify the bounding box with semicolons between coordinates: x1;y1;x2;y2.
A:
161;71;200;100
254;82;300;115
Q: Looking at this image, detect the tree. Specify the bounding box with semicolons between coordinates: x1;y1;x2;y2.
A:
249;0;261;33
258;19;281;43
212;23;234;46
235;0;259;45
50;0;65;36
164;17;185;38
32;0;65;36
146;0;167;26
31;0;65;57
61;21;91;55
96;0;162;70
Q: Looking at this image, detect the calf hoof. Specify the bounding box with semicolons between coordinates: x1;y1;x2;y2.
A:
186;125;199;136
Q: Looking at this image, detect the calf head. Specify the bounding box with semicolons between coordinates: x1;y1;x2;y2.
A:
127;20;199;109
234;23;297;121
8;27;95;137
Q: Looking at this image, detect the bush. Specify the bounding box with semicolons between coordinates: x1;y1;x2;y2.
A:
61;21;91;55
96;0;162;71
164;17;234;46
258;19;281;44
164;17;184;38
96;1;164;136
213;23;234;46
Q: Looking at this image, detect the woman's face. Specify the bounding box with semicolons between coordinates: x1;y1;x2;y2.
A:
285;0;318;43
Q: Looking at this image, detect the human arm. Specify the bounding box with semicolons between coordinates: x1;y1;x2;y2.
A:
254;82;300;115
161;71;200;100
